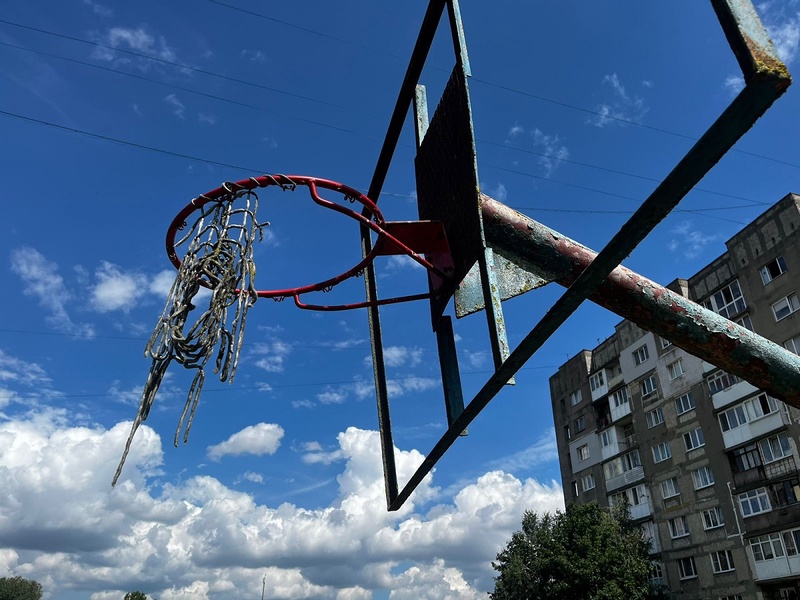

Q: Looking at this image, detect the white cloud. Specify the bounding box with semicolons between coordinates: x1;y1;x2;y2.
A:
198;112;217;125
667;221;722;260
252;339;292;373
588;73;648;127
91;262;147;313
317;389;348;405
292;399;315;409
206;423;285;461
0;413;564;599
241;471;264;484
383;346;424;368
9;246;95;337
489;183;507;202
463;350;489;370
83;0;112;17
150;269;177;297
91;26;180;71
723;74;745;96
165;94;186;119
384;255;425;272
531;128;569;177
241;49;267;63
488;428;558;473
507;123;524;138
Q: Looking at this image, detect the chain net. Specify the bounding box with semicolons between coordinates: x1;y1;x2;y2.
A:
113;183;268;485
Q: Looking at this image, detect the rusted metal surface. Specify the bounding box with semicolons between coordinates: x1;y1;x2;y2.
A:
378;0;793;512
711;0;792;81
456;251;549;317
481;197;800;404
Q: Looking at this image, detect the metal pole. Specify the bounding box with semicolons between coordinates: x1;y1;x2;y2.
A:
481;196;800;404
261;574;266;600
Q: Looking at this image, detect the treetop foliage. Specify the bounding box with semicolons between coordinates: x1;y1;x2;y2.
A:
491;502;654;600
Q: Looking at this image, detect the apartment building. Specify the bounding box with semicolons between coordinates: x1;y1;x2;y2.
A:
550;193;800;600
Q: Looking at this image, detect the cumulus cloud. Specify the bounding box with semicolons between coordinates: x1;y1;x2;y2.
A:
0;412;564;599
9;246;95;337
723;74;745;96
91;262;148;312
588;73;648;127
206;423;285;461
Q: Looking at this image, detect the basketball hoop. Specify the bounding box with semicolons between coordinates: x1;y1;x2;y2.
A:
113;174;454;485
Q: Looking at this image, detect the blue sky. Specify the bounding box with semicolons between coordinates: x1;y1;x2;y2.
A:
1;1;799;598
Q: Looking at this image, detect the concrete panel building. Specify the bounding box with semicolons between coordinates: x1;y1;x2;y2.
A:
550;193;800;600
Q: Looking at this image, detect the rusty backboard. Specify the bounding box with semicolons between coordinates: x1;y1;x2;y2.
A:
415;64;483;323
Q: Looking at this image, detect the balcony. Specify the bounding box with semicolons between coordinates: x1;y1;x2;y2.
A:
712;379;759;410
721;410;789;449
605;466;644;492
590;368;611;402
752;552;800;582
629;498;652;520
733;455;798;489
610;399;632;423
601;431;636;461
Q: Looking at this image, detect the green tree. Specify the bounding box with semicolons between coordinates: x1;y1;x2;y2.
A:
491;502;653;600
124;592;148;600
0;576;43;600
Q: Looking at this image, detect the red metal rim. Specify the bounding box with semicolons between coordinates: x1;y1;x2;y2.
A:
165;175;385;299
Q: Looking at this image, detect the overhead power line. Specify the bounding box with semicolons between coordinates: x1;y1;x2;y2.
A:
202;1;800;172
0;41;772;211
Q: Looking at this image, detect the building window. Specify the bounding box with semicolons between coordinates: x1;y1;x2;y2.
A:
675;393;695;415
739;487;771;517
669;515;690;538
611;387;629;408
785;334;800;354
600;430;611;448
692;466;715;490
783;529;800;556
760;255;788;285
710;550;735;574
735;314;754;331
661;477;679;499
660;337;672;349
720;596;743;600
646;407;664;428
633;345;649;366
569;389;582;406
578;444;590;461
572;480;579;497
730;443;761;473
603;450;641;481
772;293;800;321
677;556;697;580
640;375;657;398
750;532;785;561
719;393;778;432
589;371;604;392
667;359;684;380
574;416;585;434
684;427;705;451
702;280;746;319
582;473;595;491
652;442;672;463
760;432;792;464
706;370;740;395
702;506;725;530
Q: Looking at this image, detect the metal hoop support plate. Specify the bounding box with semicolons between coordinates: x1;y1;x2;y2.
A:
166;174;455;310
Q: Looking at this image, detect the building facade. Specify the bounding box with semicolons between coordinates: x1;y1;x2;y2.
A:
550;193;800;600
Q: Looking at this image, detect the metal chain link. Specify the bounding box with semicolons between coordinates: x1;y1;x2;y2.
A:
113;187;267;485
